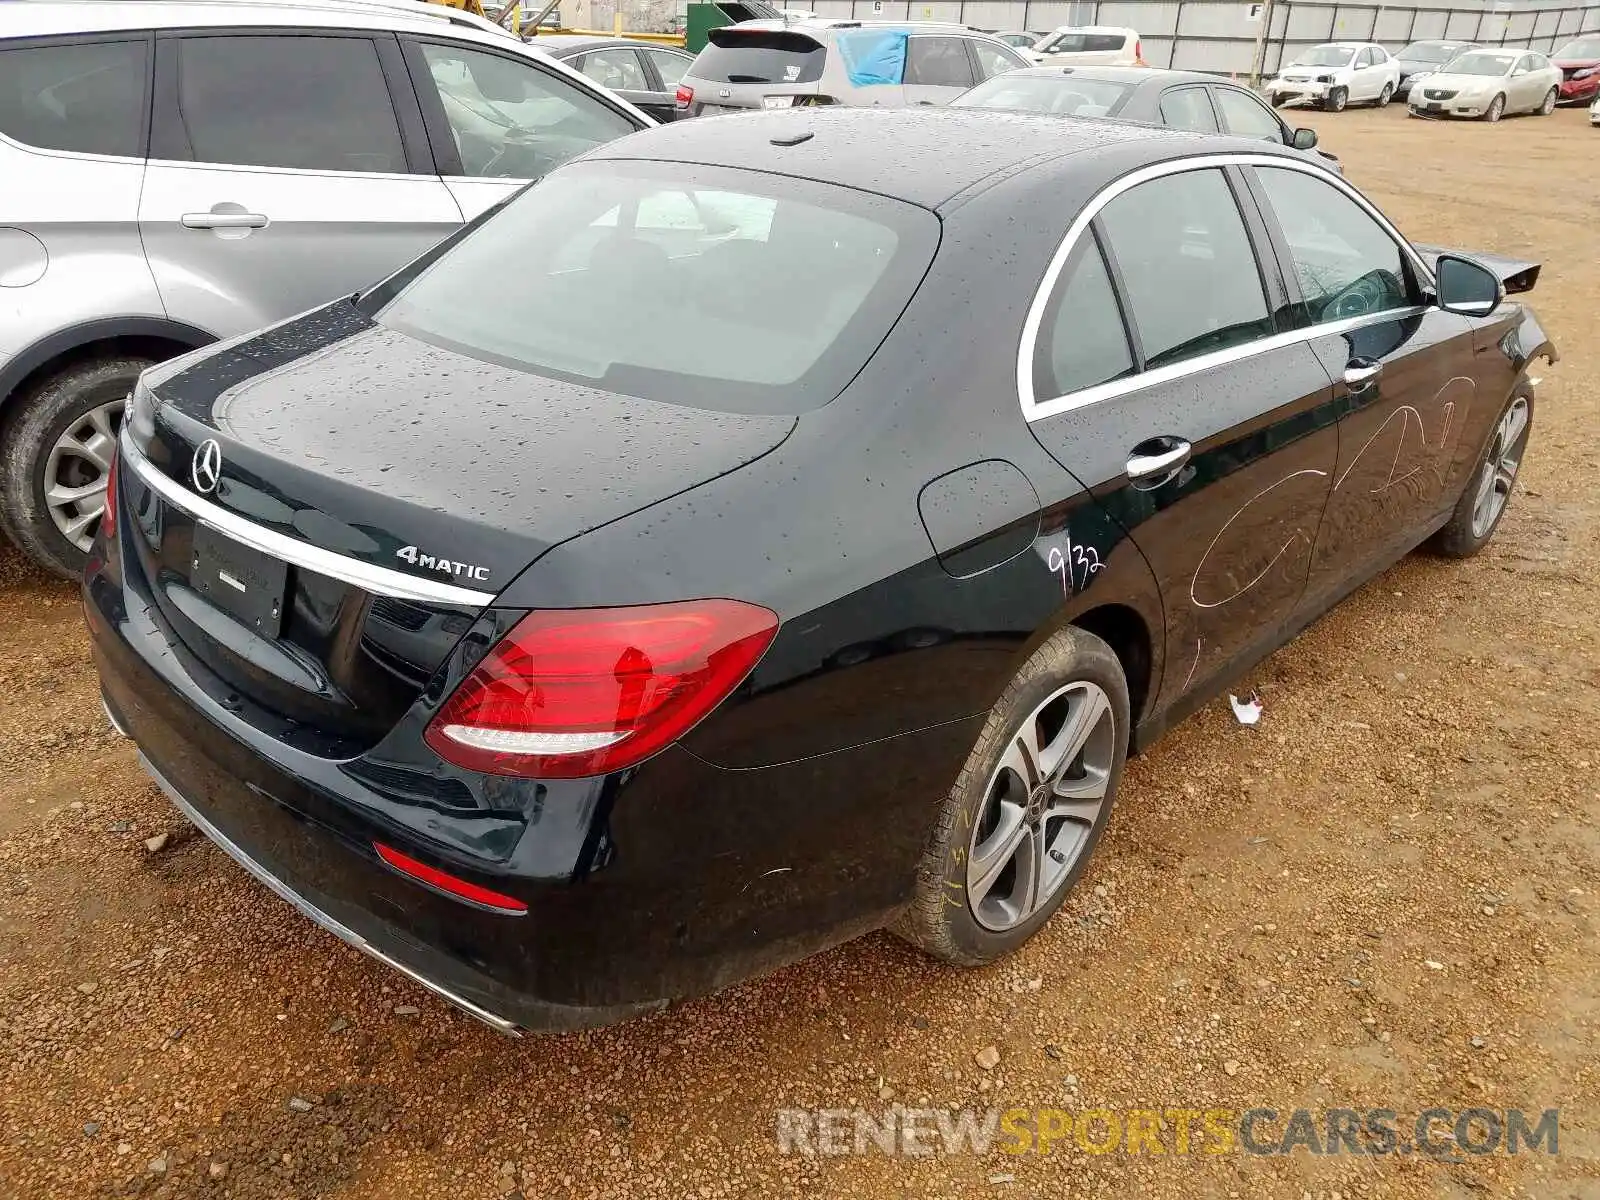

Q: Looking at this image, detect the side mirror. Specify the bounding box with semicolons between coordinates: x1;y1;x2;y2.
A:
1436;253;1503;317
1291;127;1318;150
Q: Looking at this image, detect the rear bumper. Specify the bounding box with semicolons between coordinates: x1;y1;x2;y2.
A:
86;530;966;1029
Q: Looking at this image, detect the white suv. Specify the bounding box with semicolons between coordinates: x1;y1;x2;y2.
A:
1269;41;1401;111
0;0;650;578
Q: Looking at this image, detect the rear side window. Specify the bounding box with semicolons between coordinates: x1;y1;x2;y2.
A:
373;160;939;414
643;47;691;88
969;39;1027;80
0;38;147;158
1098;169;1272;369
692;30;826;85
578;47;648;91
173;36;405;173
905;38;976;88
1159;87;1218;132
1034;234;1135;399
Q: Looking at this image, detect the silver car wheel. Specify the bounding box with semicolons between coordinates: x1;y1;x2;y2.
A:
966;681;1115;933
44;399;122;552
1540;88;1557;115
1470;397;1529;539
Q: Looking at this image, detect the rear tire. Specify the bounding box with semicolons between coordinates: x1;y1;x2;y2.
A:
893;626;1130;966
0;357;148;580
1376;81;1393;105
1538;87;1557;115
1429;388;1533;558
1482;93;1505;122
1325;86;1348;112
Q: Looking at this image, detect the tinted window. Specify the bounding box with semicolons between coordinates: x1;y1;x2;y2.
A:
1099;169;1272;369
175;36;403;172
1159;87;1218;131
0;39;147;158
905;38;976;87
421;42;636;179
579;47;647;90
951;73;1131;115
692;30;825;84
374;160;938;414
1215;87;1284;141
1038;32;1128;53
1255;166;1410;324
643;46;691;88
1035;235;1134;398
970;39;1027;79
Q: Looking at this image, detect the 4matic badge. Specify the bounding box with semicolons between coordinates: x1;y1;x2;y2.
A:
395;545;490;583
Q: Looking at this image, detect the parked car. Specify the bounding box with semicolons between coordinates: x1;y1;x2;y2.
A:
0;0;651;580
1591;91;1600;123
1407;48;1561;120
1268;41;1400;110
88;107;1555;1033
1391;38;1475;100
992;30;1046;51
1028;25;1144;67
526;34;694;121
1551;36;1600;105
951;65;1341;172
674;20;1029;116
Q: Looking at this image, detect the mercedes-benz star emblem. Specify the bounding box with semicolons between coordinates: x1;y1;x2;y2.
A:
191;439;223;495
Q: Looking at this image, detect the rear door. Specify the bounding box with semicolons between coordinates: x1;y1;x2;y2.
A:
1023;163;1340;709
400;36;643;220
1511;54;1542;109
903;36;977;105
967;37;1030;81
139;30;463;338
640;45;694;114
1242;161;1479;605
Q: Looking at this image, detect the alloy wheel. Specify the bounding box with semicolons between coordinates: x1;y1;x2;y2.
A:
1327;87;1347;112
1470;397;1529;539
44;399;123;552
966;681;1116;932
1378;82;1393;105
1540;88;1557;115
1485;94;1504;122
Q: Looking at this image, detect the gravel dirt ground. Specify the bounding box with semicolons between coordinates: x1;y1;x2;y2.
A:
2;105;1597;1200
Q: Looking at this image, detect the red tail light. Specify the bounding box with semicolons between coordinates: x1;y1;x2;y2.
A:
424;599;778;778
374;842;528;914
1134;41;1147;65
100;453;119;540
675;84;694;108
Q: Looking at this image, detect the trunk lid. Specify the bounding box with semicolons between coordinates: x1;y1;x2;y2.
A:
122;300;795;748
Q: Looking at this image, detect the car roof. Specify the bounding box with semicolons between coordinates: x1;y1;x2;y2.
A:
587;106;1303;211
3;0;521;40
1045;24;1137;34
730;17;1003;37
1002;64;1219;86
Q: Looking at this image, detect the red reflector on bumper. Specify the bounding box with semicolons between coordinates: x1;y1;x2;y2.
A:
374;842;528;915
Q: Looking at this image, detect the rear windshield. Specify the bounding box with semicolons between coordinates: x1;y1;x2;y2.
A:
1398;41;1462;63
692;30;826;84
952;73;1132;116
371;160;938;414
1037;31;1127;53
1443;51;1514;75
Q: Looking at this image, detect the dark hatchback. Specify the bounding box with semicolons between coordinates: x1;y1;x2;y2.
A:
88;109;1555;1033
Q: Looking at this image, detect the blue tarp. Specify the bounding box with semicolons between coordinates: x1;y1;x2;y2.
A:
835;29;908;86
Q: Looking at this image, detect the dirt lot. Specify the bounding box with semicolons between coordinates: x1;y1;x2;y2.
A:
2;104;1598;1200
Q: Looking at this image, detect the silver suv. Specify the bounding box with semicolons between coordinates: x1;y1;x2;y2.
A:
676;19;1029;117
0;0;650;578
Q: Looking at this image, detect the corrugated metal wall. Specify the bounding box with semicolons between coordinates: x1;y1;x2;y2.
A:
794;0;1600;74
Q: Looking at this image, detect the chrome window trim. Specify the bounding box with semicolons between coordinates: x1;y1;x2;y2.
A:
1017;151;1438;424
119;431;498;608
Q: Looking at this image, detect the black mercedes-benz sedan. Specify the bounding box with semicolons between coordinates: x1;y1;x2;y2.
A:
87;108;1555;1033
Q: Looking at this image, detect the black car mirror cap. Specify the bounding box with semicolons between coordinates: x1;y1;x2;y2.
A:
1436;253;1505;317
1291;127;1318;150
